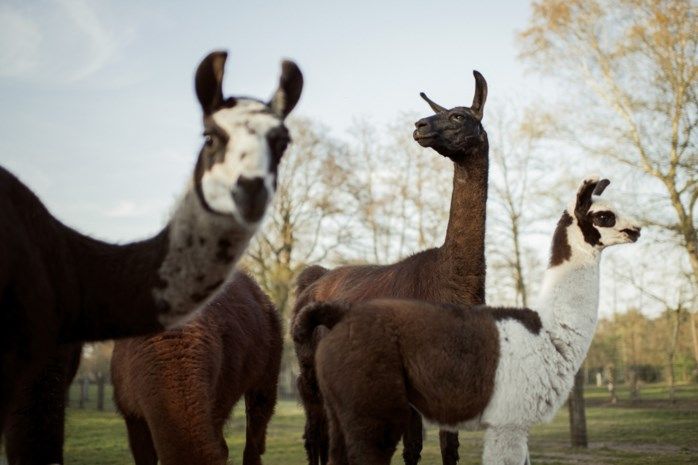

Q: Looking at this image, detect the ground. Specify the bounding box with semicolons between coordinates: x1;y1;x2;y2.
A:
3;384;698;464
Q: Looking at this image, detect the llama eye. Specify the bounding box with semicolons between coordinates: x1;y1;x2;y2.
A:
452;114;465;122
204;134;214;147
594;211;616;227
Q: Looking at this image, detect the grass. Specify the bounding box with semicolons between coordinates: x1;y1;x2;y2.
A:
53;383;698;464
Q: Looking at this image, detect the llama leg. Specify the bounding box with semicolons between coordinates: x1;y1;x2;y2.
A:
4;351;73;465
297;372;329;465
482;426;529;465
339;411;406;465
439;430;460;465
242;385;278;465
325;401;348;465
124;416;158;465
401;407;423;465
144;401;228;465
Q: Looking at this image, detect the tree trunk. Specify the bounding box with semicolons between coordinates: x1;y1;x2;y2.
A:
690;312;698;365
568;368;588;448
668;306;682;403
628;368;640;403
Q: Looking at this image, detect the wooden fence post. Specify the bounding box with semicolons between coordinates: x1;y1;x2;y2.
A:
97;372;105;411
79;377;89;409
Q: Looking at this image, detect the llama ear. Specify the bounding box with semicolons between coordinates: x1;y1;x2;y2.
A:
575;177;600;215
195;51;227;115
269;60;303;119
420;92;447;113
471;70;487;121
593;179;611;196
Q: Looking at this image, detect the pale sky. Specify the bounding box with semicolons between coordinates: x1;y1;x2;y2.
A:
0;0;552;240
1;0;670;316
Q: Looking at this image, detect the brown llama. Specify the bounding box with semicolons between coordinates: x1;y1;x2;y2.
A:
292;71;489;465
1;50;302;464
111;272;281;465
295;177;641;465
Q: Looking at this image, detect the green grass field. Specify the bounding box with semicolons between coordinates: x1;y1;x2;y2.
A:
55;383;698;464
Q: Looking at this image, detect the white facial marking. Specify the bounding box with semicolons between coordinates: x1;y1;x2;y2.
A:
201;99;281;223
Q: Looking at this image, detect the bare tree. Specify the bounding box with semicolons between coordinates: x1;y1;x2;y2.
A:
343;115;451;264
244;118;353;318
520;0;698;288
242;118;355;395
487;106;552;306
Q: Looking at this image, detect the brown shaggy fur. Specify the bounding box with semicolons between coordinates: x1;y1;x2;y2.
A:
294;300;540;465
292;73;489;465
111;272;282;465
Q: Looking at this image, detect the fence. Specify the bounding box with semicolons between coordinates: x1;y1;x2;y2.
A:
67;377;300;412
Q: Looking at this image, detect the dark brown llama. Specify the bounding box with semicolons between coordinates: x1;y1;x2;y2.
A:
1;50;302;464
294;177;641;465
111;272;281;465
292;71;489;465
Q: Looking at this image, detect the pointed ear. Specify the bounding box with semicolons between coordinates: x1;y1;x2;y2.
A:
269;60;303;119
195;51;227;115
575;176;600;215
420;92;447;113
471;70;487;121
593;178;610;196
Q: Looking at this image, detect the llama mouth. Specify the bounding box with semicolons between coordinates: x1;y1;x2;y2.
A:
231;177;269;223
413;131;437;145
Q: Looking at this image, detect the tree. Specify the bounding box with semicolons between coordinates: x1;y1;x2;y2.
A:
486;106;553;306
520;0;698;288
342;115;451;264
244;118;354;318
243;118;355;395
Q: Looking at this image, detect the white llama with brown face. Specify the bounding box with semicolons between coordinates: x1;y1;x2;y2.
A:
0;50;303;462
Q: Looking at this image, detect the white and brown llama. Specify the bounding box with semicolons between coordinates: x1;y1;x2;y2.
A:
293;176;641;465
0;50;303;464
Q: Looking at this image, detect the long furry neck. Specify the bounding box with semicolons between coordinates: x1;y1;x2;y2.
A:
440;141;489;302
536;245;601;370
67;184;249;340
153;185;250;327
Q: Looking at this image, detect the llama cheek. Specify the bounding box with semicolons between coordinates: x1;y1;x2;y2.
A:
201;169;236;214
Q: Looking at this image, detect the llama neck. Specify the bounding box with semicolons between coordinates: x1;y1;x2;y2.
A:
439;142;489;303
65;185;249;341
536;249;601;370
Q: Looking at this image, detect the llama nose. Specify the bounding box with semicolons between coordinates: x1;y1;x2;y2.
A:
415;119;429;129
232;176;268;223
622;227;641;242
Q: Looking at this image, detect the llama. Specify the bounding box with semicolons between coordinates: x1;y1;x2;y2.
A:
111;272;281;465
0;50;303;464
293;177;641;465
292;71;489;465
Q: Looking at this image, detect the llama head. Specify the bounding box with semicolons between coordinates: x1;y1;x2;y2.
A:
552;177;641;265
413;71;487;161
193;51;303;225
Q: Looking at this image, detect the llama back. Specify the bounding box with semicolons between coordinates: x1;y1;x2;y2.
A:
293;248;443;320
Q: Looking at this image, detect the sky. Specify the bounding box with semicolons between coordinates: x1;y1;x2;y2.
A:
0;0;550;240
1;0;667;316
